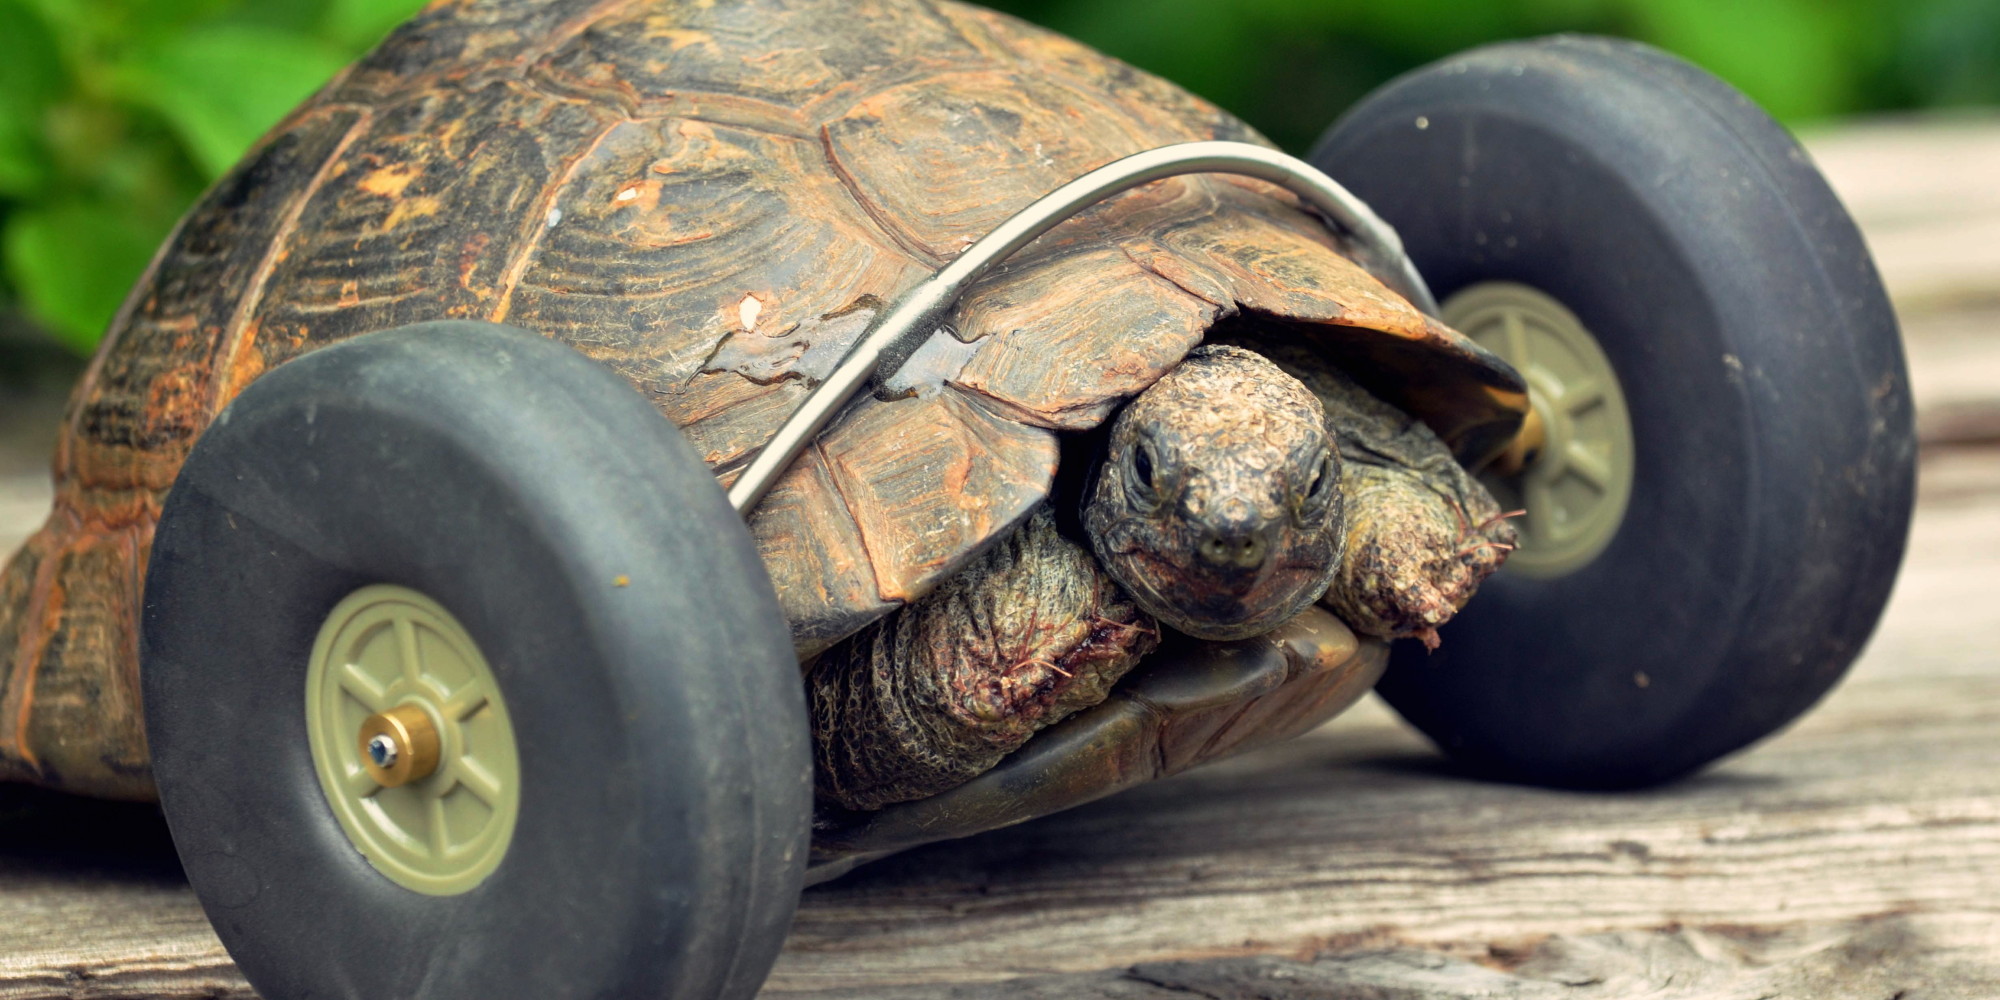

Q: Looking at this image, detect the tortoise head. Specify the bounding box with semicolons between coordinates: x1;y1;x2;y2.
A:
1084;345;1343;641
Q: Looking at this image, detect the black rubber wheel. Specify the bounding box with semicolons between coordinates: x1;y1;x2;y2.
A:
1311;36;1916;787
142;321;810;999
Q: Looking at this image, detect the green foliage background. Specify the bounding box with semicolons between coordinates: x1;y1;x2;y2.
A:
0;0;1994;355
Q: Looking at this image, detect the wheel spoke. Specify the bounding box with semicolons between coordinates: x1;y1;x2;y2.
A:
337;661;389;713
1525;477;1561;543
1566;443;1612;491
1503;308;1531;367
1560;377;1605;414
457;759;504;807
428;796;451;859
442;686;490;723
392;616;424;688
395;615;423;686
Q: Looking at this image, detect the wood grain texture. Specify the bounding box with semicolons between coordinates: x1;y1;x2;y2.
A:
0;791;250;999
1804;116;2000;310
776;914;2000;999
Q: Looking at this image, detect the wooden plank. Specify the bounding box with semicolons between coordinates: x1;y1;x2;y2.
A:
1902;303;2000;446
0;792;249;1000
1804;116;2000;311
1807;120;2000;447
774;913;2000;999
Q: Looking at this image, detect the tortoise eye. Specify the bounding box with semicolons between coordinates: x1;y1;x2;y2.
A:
1126;441;1160;505
1300;451;1336;516
1305;453;1330;497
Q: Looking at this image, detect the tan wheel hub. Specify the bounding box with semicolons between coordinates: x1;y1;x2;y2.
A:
1446;282;1635;579
305;585;520;895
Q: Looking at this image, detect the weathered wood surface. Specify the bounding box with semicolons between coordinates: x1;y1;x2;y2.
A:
1;117;1998;999
779;914;2000;998
1807;117;2000;312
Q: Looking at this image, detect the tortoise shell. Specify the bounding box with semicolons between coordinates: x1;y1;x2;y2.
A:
0;0;1524;799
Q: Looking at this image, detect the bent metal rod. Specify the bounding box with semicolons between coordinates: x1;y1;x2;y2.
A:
725;140;1436;517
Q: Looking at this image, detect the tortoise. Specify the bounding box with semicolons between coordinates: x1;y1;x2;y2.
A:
0;0;1523;805
0;3;1915;999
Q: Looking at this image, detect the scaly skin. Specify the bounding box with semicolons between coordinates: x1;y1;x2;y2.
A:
807;508;1156;812
810;348;1342;810
808;343;1513;812
1085;346;1344;641
1231;335;1518;648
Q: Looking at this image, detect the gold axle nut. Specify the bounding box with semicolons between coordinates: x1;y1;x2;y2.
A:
358;704;443;787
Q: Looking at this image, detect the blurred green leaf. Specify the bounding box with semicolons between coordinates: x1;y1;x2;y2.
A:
0;114;49;199
1634;0;1850;120
0;0;62;196
0;1;63;106
1036;0;1262;110
222;0;337;35
3;199;167;352
1902;0;2000;106
1341;0;1517;55
117;24;348;176
323;0;425;49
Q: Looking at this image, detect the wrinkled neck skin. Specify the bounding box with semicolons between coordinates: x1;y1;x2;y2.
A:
1082;346;1343;641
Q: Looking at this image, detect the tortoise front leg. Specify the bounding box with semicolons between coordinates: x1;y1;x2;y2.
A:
1326;449;1517;649
1319;387;1518;650
807;506;1158;812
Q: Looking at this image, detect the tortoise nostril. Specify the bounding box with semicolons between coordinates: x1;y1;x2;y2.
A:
1197;526;1270;569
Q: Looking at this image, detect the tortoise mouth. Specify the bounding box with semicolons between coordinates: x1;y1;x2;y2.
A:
1114;544;1337;641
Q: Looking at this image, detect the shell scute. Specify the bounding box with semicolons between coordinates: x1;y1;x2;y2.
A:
0;512;152;800
235;83;611;384
823;69;1164;261
671;370;809;472
811;391;1057;606
73;106;366;480
948;246;1215;430
534;0;985;118
1148;184;1423;334
963;5;1259;149
332;0;622;103
749;447;893;657
501;116;927;415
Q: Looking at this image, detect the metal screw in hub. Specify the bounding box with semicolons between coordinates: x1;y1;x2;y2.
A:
357;703;442;788
367;734;397;768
